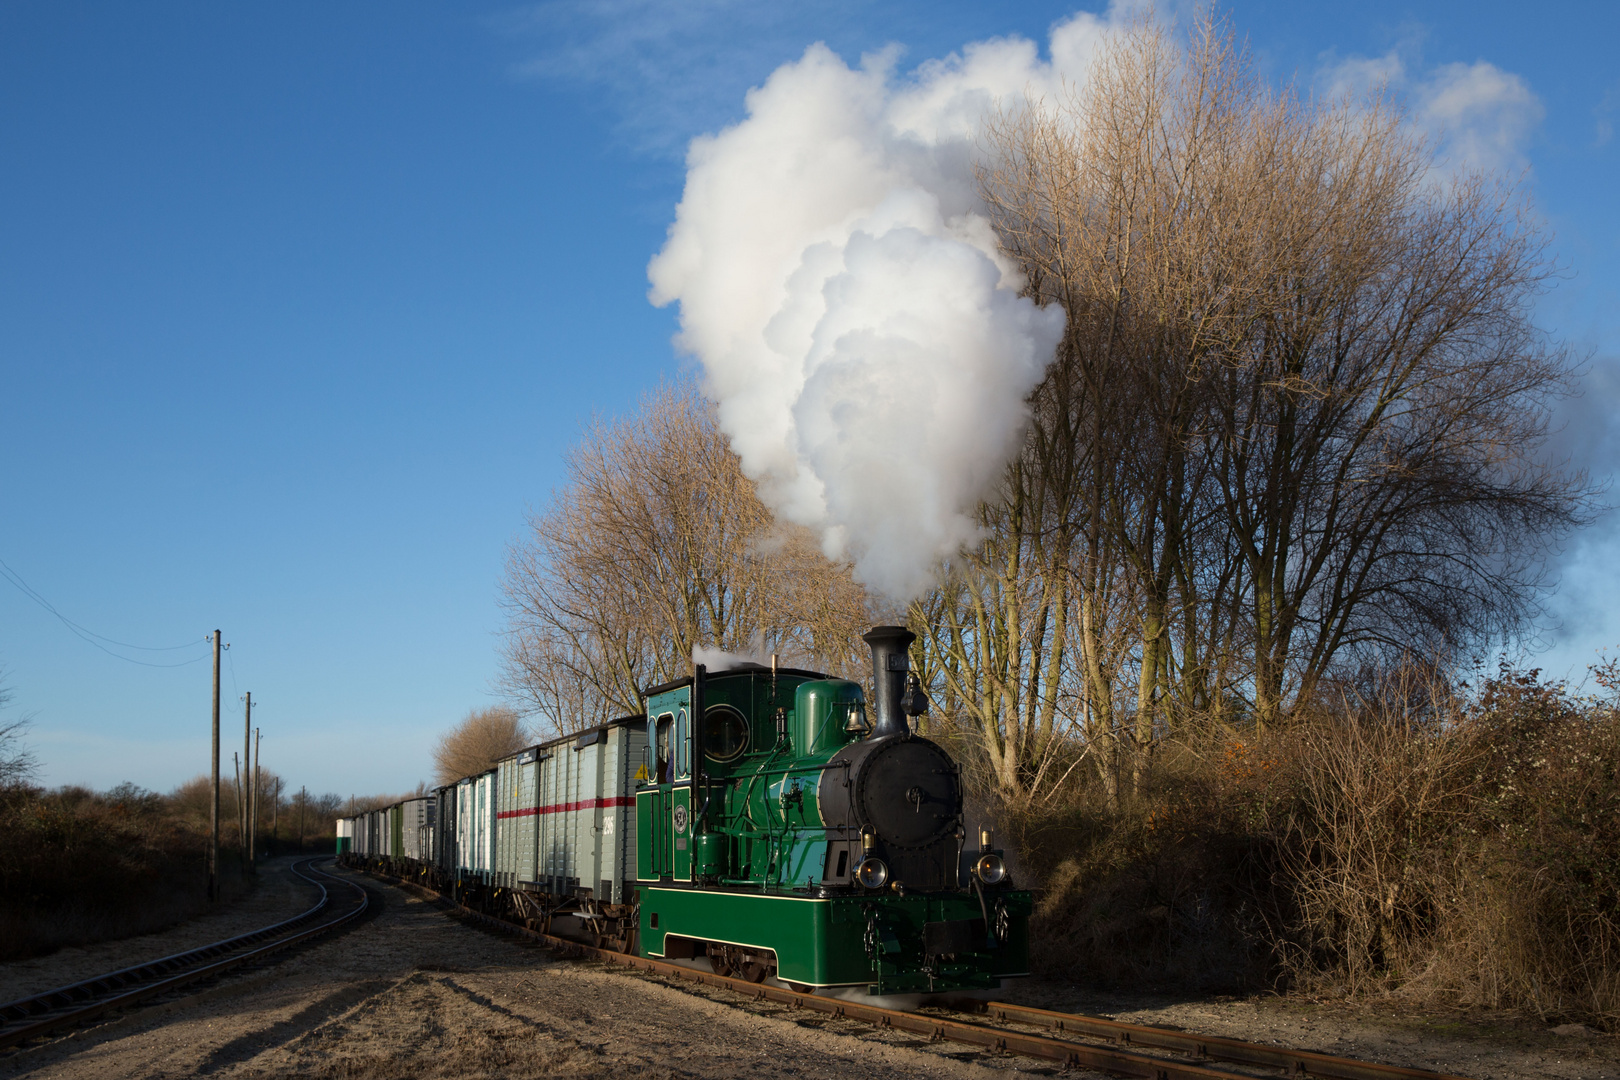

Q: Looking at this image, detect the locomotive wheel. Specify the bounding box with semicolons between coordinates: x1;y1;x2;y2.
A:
709;944;773;983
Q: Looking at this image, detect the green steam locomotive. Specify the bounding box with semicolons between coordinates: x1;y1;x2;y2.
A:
635;626;1031;995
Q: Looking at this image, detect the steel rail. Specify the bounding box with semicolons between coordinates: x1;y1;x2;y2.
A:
977;1001;1473;1080
363;867;1475;1080
0;858;370;1052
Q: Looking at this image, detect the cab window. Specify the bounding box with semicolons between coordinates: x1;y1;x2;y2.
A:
655;714;673;783
675;707;690;780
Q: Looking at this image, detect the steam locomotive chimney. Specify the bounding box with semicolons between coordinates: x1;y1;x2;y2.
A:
863;625;915;740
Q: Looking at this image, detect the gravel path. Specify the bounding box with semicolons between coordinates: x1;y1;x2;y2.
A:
1;865;1613;1079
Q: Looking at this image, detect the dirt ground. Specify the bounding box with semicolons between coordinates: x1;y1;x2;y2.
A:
999;983;1619;1080
1;863;1614;1079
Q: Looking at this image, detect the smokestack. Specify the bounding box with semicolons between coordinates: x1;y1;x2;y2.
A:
863;625;916;739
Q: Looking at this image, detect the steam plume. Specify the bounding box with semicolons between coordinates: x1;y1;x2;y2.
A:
649;12;1128;602
692;640;771;673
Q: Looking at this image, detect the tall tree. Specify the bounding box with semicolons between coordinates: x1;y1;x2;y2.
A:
941;12;1591;799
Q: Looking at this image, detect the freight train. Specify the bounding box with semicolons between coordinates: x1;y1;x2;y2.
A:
338;626;1031;998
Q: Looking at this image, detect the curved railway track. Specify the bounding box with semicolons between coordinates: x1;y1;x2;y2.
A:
364;865;1473;1080
0;857;371;1053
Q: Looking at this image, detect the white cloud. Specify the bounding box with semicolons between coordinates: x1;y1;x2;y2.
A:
1415;60;1543;175
1318;44;1543;177
1596;86;1619;147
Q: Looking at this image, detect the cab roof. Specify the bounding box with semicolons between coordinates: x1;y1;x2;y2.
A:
641;664;831;700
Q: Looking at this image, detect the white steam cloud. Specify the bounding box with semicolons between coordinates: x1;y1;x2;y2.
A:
649;11;1131;602
692;640;771;672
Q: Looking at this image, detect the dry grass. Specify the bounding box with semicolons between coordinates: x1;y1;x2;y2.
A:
1002;665;1620;1028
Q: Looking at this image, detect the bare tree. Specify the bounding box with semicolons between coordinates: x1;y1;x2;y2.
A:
0;719;35;791
940;11;1593;800
0;669;37;791
432;706;529;787
501;381;871;735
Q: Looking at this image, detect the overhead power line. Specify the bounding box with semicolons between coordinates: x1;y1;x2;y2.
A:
0;555;210;668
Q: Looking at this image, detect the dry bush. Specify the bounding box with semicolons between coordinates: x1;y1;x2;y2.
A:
1007;663;1620;1027
1004;730;1296;992
0;773;352;960
432;707;529;787
1292;668;1620;1024
0;782;245;962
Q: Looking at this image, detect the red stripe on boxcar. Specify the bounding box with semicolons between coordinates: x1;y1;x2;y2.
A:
496;796;635;820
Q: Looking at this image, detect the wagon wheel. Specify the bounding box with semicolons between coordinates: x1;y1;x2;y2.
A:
784;981;813;994
708;946;735;978
738;960;768;983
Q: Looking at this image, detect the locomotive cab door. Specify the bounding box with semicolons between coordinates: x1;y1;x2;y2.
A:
636;685;697;885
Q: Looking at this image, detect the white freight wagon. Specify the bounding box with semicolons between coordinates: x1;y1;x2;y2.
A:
493;716;646;905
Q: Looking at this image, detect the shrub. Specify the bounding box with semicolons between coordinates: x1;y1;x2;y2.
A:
1000;665;1620;1028
0;783;233;962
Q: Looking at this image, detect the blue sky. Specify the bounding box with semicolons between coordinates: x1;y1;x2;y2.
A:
1;1;1615;797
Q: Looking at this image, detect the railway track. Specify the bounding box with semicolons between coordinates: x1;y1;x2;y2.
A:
362;866;1474;1080
0;857;371;1053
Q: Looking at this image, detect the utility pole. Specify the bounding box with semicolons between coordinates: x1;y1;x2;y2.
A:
298;785;306;851
242;692;254;876
251;726;261;868
209;630;221;902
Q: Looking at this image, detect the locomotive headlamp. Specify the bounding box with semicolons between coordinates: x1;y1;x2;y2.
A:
854;856;890;890
973;853;1007;885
